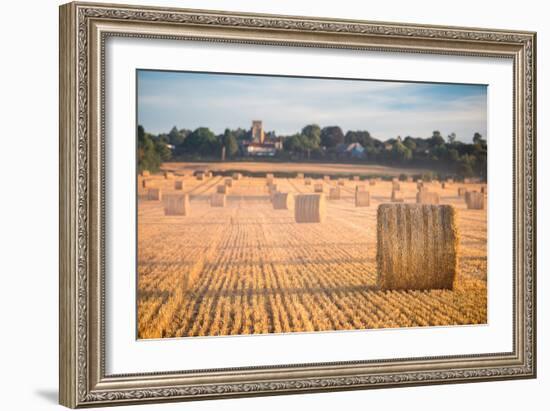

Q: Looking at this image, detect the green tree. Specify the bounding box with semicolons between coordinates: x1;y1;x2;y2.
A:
182;127;220;156
320;126;344;148
429;130;445;146
137;125;161;172
447;132;457;145
391;140;412;162
222;129;239;158
301;124;321;148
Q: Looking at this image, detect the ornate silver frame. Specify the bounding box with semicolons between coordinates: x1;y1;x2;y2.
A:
59;2;536;408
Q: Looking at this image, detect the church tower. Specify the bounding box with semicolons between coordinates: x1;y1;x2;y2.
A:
251;120;264;144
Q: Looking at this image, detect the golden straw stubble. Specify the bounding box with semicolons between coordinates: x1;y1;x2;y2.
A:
376;204;459;290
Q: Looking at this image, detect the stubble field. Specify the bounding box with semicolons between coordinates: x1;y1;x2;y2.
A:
137;164;487;339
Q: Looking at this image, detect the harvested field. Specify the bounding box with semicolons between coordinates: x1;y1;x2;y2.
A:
137;167;487;339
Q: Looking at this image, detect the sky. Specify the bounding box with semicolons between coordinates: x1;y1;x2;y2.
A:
137;70;487;143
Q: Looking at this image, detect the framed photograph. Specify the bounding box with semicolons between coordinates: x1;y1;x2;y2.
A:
59;2;537;408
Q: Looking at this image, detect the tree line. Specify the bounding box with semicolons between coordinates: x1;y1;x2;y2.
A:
138;124;487;178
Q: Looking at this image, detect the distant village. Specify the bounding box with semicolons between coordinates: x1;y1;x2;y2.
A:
138;120;487;178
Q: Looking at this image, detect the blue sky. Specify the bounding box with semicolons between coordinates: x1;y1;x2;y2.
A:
137;70;487;143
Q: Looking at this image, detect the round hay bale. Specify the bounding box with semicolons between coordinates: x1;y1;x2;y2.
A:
272;192;294;210
147;188;161;201
210;193;226;207
314;183;324;193
295;194;326;223
329;187;341;200
377;203;458;290
466;191;485;209
174;180;183;190
416;191;439;205
355;191;370;207
163;194;190;216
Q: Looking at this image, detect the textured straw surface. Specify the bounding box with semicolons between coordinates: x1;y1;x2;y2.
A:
217;185;228;194
163;194;190;216
174;180;183;190
272;192;294;210
295;194;326;223
147;188;161;201
355;190;370;207
391;189;405;202
329;187;341;199
314;183;324;193
416;191;439;204
377;204;458;290
466;191;485;209
210;193;226;207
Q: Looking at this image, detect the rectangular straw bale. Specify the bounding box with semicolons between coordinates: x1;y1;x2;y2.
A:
355;190;370;207
466;191;485;209
210;193;226;207
416;191;439;205
267;183;278;194
314;183;324;193
294;194;326;223
446;178;454;184
392;177;399;182
163;194;190;216
417;181;424;190
140;170;150;177
147;188;161;201
369;179;376;186
392;181;400;191
196;172;204;180
323;175;330;181
232;172;242;180
205;171;212;178
329;187;341;200
458;187;467;197
304;178;312;185
163;171;174;179
217;185;228;194
266;176;274;185
272;192;294;210
338;179;345;186
356;185;366;192
377;204;458;290
224;178;233;187
266;173;274;179
391;189;405;203
297;173;304;179
174;180;183;190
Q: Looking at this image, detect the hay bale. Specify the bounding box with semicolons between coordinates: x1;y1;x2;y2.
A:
147;188;161;201
272;192;294;210
297;172;304;179
304;178;312;186
392;181;400;191
441;182;447;189
391;189;405;203
224;178;233;187
163;171;174;179
267;183;278;194
210;193;226;207
458;187;467;197
217;185;228;194
314;183;324;193
355;191;370;207
377;204;458;290
266;177;274;185
369;179;376;186
356;185;366;192
329;187;341;200
174;180;183;190
140;170;150;177
417;181;424;190
205;171;212;178
464;178;471;184
141;179;150;189
481;185;487;194
416;191;439;205
163;194;190;216
338;179;346;186
466;191;485;209
232;172;242;180
266;173;274;179
196;172;205;181
323;175;330;181
294;194;326;223
353;176;360;181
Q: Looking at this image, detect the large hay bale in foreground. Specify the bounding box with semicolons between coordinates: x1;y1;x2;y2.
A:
217;185;228;194
355;190;370;207
466;191;485;209
314;183;324;193
147;188;161;201
163;194;190;216
304;178;312;186
416;191;439;205
272;192;294;210
295;194;326;223
329;187;341;200
391;189;405;203
174;180;183;190
210;193;226;207
377;204;458;290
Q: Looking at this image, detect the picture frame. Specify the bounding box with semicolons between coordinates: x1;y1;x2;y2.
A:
59;1;536;408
